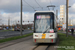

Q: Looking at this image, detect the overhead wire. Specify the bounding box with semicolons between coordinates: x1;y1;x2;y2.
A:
49;0;52;5
23;0;56;11
23;0;36;11
49;0;55;11
34;0;43;10
48;7;50;11
47;0;52;11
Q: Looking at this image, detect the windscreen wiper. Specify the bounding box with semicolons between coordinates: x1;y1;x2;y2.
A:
43;26;50;34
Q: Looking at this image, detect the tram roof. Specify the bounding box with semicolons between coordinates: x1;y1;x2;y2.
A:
35;11;54;13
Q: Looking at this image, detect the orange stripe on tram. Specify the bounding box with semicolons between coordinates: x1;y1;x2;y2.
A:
42;34;46;39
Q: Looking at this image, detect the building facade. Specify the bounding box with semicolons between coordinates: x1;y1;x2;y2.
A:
60;5;65;26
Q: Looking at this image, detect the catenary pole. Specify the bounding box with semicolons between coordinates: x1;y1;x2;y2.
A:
66;0;69;37
20;0;22;36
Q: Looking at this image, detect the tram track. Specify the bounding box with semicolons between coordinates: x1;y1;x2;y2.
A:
32;36;59;50
32;43;58;50
45;45;50;50
32;43;51;50
32;44;39;50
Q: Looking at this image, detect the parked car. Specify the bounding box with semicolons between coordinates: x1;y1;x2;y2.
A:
3;28;6;30
9;28;13;30
14;28;24;31
0;27;3;30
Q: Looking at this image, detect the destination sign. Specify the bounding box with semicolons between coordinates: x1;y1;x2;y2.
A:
37;15;50;19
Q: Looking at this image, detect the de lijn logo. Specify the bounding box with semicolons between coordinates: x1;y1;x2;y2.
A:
37;16;41;19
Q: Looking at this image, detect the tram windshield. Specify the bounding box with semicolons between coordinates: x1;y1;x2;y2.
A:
34;13;54;33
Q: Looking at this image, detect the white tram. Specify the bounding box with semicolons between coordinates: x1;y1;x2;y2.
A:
33;11;57;43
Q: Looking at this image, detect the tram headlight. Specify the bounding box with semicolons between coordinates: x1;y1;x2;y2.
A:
49;35;53;37
35;35;38;37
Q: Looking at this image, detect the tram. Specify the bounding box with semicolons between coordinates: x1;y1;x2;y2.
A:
33;11;57;43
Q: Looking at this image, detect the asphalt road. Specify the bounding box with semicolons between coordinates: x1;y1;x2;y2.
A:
0;30;33;39
0;36;59;50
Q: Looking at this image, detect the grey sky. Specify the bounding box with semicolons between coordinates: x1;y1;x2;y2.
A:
0;0;75;25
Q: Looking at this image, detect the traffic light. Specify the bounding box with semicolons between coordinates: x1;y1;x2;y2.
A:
33;21;34;22
18;21;19;22
28;21;29;22
23;21;24;22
